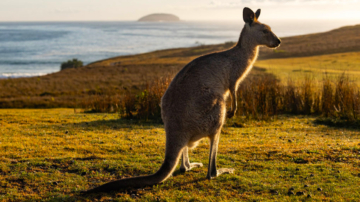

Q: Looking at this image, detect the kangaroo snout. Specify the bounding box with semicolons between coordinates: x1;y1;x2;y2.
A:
274;38;281;47
276;38;281;45
271;37;281;48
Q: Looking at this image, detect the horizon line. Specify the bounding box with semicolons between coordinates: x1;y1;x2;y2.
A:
1;19;359;23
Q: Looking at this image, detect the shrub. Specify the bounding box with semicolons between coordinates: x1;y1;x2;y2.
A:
119;74;172;120
61;59;83;71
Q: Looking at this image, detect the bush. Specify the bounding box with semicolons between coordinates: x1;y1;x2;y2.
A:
119;75;172;121
61;59;83;71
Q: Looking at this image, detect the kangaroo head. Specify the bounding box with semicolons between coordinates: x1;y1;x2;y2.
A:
242;7;281;48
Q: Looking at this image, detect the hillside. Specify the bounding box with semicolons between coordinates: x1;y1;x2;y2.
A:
0;24;359;108
255;51;360;84
258;24;360;59
88;24;360;65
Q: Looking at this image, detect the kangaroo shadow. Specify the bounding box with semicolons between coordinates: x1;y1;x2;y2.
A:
60;175;208;201
313;118;360;132
72;117;163;130
31;116;164;135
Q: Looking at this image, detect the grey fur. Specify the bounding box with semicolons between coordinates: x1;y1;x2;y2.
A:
84;7;281;193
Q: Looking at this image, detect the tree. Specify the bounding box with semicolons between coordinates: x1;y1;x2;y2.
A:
61;59;83;71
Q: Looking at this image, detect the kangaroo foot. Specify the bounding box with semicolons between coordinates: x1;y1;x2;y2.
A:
206;168;235;179
180;162;203;172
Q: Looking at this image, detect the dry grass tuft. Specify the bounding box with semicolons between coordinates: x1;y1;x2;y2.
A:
235;73;360;121
119;74;172;120
77;70;360;122
333;74;360;120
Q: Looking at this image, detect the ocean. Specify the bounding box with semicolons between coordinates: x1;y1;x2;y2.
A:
0;19;358;78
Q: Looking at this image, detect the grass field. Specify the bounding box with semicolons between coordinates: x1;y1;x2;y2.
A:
1;109;359;201
1;24;360;201
255;51;360;85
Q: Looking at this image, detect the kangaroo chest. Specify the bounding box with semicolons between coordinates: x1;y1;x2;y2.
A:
233;47;259;88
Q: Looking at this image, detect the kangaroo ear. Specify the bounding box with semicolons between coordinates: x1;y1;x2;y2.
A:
243;7;255;26
255;9;261;20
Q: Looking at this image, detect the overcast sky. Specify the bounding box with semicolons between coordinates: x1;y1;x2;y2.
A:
0;0;360;22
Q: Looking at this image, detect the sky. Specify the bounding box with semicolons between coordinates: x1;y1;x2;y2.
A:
0;0;360;22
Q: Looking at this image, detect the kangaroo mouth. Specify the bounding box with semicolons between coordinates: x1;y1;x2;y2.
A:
268;38;281;49
267;44;280;49
272;44;280;48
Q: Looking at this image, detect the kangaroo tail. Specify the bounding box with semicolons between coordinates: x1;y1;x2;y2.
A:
84;142;184;193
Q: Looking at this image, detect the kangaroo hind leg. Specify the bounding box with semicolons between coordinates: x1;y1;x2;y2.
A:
206;133;234;179
180;146;203;172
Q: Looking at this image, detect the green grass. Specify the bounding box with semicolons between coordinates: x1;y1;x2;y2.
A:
255;51;360;85
1;109;360;201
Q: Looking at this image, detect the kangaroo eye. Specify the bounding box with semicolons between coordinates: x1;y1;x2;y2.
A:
263;30;269;34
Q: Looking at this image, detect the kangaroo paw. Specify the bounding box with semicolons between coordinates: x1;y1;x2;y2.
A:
190;162;203;169
180;162;203;172
207;168;235;179
217;168;235;176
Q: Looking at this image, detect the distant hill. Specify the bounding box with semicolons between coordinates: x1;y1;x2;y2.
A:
138;13;180;22
258;24;360;59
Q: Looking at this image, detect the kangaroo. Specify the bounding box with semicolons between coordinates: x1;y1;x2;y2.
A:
84;7;281;193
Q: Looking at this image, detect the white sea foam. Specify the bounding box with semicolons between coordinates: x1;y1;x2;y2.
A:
0;72;49;79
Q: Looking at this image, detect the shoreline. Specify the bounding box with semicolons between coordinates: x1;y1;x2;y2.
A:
1;22;359;79
0;72;50;79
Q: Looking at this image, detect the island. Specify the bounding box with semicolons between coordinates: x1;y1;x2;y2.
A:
138;13;180;22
